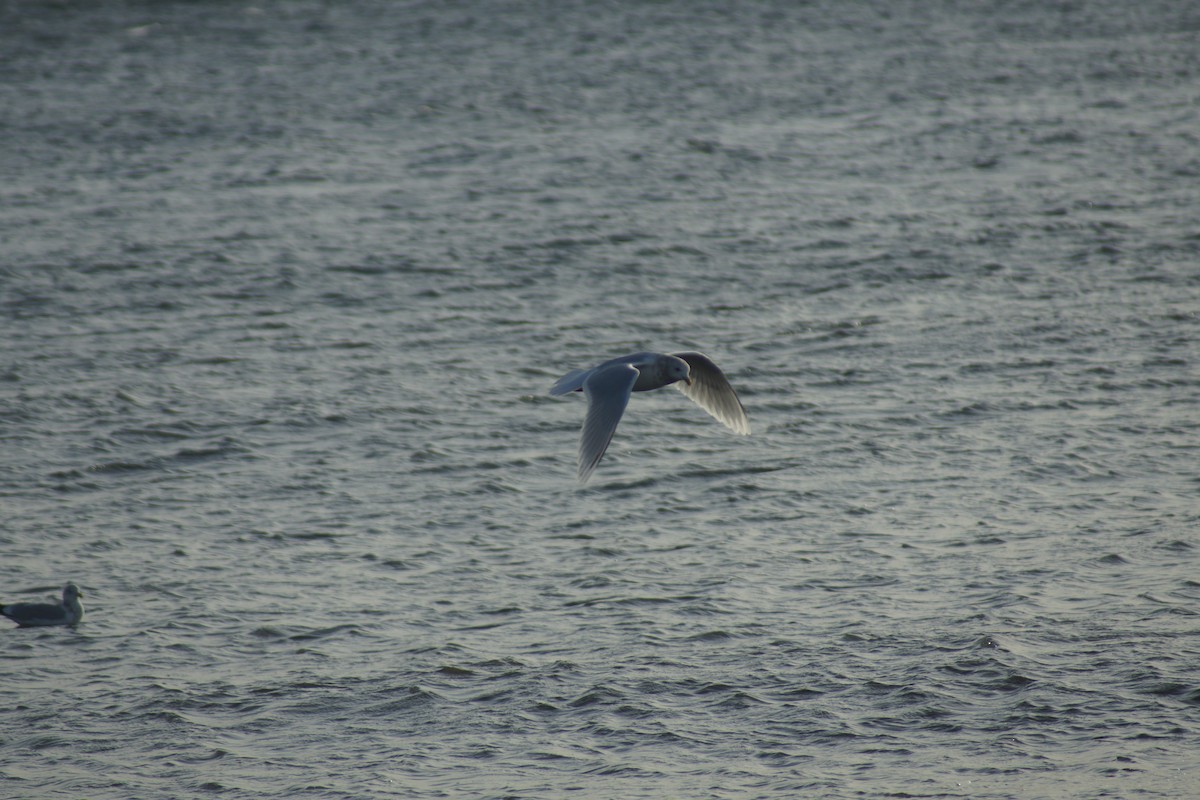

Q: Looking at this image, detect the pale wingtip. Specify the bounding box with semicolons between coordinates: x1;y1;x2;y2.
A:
577;460;598;483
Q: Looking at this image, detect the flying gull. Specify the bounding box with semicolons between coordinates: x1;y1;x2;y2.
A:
550;351;749;482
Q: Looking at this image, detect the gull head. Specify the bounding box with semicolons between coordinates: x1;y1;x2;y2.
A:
663;355;692;386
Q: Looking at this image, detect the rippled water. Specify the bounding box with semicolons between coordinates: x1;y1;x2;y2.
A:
3;1;1199;797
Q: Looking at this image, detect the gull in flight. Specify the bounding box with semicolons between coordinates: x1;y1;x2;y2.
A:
550;351;750;482
1;583;85;627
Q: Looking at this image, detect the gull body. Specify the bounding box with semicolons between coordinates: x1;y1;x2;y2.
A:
550;351;750;482
0;583;84;627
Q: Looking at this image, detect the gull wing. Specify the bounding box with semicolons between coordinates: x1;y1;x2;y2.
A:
672;351;750;435
578;363;640;482
1;601;70;627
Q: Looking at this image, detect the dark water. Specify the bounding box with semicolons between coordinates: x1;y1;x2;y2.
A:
3;1;1199;797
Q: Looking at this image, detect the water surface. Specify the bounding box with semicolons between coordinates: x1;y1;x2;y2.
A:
2;1;1199;798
